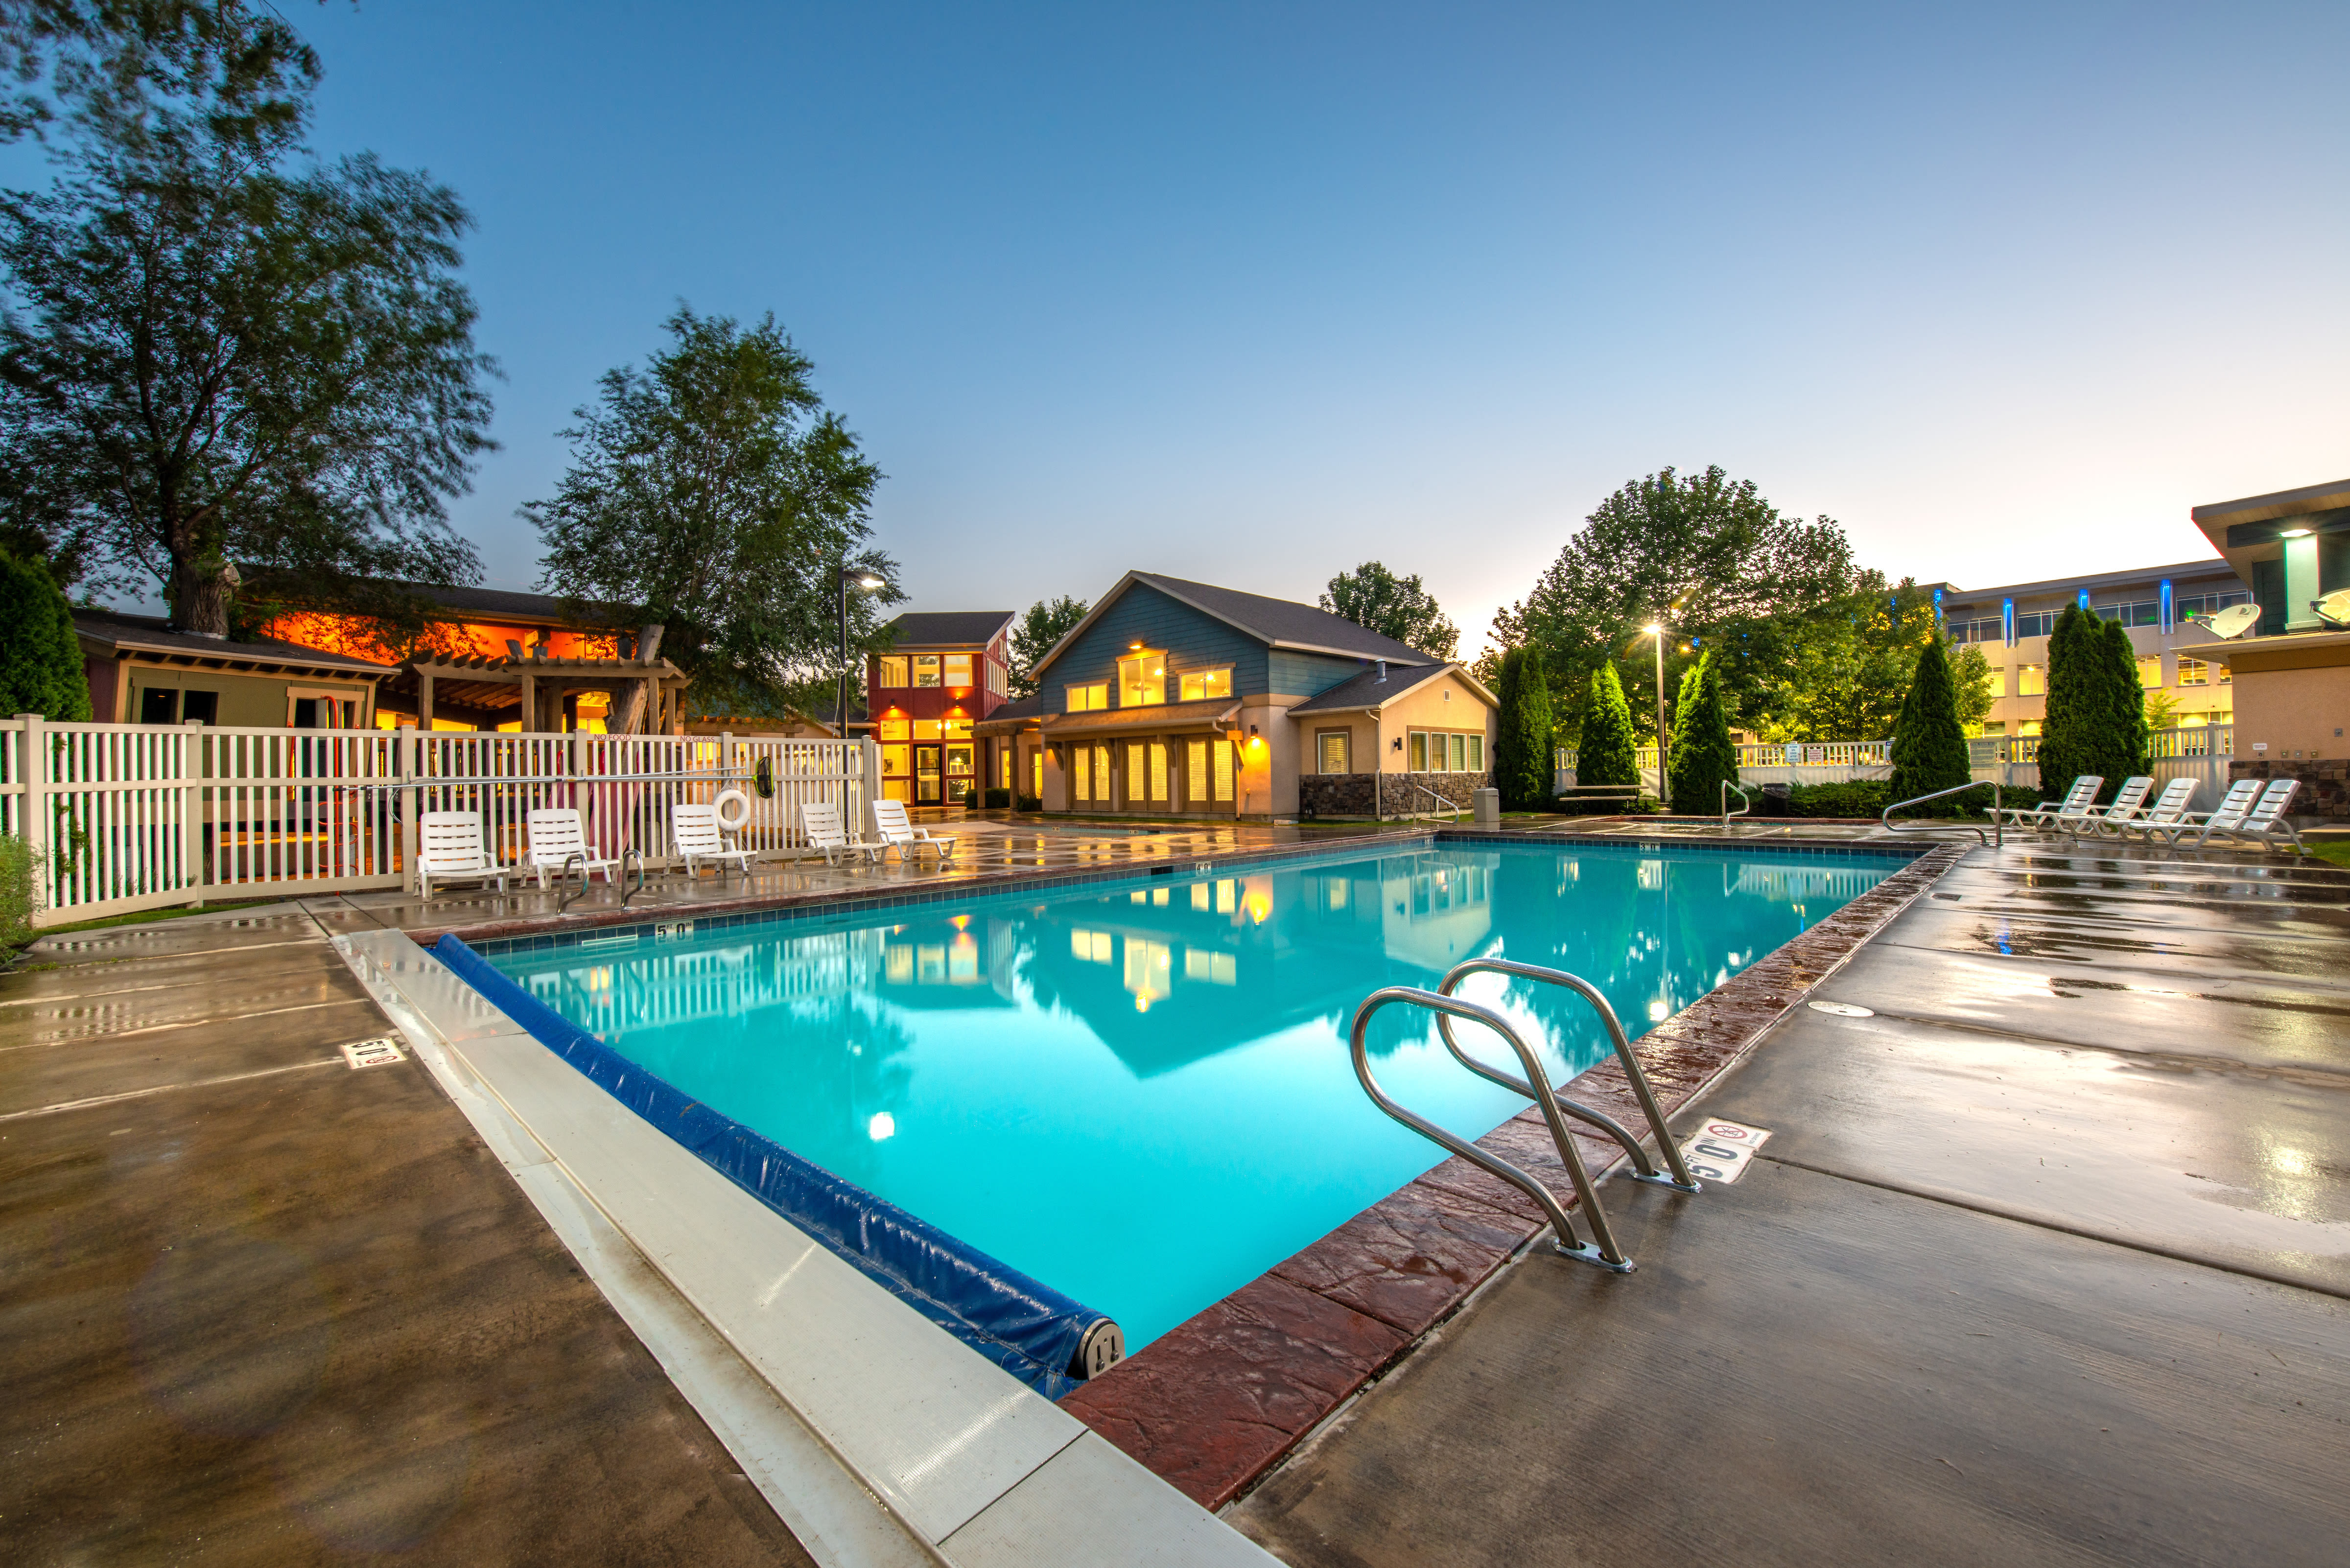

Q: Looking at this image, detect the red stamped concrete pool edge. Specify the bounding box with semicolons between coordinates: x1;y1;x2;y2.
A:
1057;839;1972;1512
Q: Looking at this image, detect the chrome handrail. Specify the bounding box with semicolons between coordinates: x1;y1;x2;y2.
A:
555;850;592;912
617;849;648;908
1402;778;1464;823
1435;959;1700;1193
1720;779;1751;828
1350;986;1632;1271
1881;779;2000;847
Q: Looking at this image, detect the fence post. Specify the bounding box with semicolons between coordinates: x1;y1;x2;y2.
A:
18;713;46;918
183;718;205;908
859;736;881;835
402;725;421;895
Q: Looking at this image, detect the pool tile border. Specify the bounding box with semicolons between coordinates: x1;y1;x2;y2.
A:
1055;838;1971;1513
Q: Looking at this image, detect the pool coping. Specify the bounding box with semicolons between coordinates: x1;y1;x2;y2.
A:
1053;837;1973;1513
420;821;1933;955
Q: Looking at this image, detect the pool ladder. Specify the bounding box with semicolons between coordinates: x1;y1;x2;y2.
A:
1349;960;1701;1273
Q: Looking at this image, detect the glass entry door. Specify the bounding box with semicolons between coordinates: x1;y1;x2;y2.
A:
914;744;943;803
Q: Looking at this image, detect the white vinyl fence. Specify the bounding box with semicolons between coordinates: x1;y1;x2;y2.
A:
1556;725;2236;802
1;715;879;928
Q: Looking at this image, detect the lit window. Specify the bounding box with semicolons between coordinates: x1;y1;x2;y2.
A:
2017;665;2045;697
1119;653;1165;706
1466;734;1484;772
1073;746;1091;802
2178;655;2208;688
941;719;972;739
1448;733;1466;771
913;654;941;688
1126;742;1146;803
1410;732;1428;771
881;745;910;776
1066;682;1108;712
912;720;942;740
1179;667;1233;701
878;719;911;741
2137;655;2162;689
877;656;909;687
944;654;973;687
1149;741;1169;802
1318;731;1350;773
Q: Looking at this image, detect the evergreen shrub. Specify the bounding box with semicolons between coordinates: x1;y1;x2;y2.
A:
1665;652;1738;815
1888;635;1974;806
1492;647;1556;809
0;549;92;721
1577;661;1639;787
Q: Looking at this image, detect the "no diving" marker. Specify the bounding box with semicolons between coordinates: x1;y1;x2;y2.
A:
1678;1119;1771;1184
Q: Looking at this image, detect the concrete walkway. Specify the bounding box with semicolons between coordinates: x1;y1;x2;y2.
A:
0;904;813;1566
1230;840;2350;1566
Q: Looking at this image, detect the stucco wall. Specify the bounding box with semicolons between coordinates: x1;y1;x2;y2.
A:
119;663;376;729
2229;645;2350;759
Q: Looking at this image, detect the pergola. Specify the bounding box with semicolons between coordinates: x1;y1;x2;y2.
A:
384;651;690;733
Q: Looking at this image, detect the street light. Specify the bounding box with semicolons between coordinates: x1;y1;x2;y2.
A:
1642;621;1667;786
838;567;889;740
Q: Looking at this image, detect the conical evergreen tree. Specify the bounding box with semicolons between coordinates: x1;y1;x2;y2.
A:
2102;617;2151;785
1666;652;1739;814
1492;647;1556;809
2033;604;2098;802
0;550;92;721
1577;661;1638;787
1888;635;1973;805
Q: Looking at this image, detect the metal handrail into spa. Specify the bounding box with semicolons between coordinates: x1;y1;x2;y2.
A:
1401;778;1465;823
1434;959;1702;1193
1881;778;2002;847
1350;987;1634;1272
1720;779;1752;828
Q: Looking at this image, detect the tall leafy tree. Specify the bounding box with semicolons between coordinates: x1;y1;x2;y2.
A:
529;307;901;717
1888;634;1972;805
1665;652;1738;815
1008;594;1087;697
0;3;493;632
1575;660;1638;788
1320;561;1459;661
0;545;89;717
1495;466;1857;742
1491;646;1554;808
1765;576;1996;743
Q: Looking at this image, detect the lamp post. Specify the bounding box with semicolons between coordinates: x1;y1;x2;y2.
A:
1642;621;1667;788
838;567;888;739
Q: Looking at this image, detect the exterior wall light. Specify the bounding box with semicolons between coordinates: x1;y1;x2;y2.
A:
2279;527;2313;538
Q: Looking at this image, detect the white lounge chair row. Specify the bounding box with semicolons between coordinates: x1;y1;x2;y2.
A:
416;799;961;898
1994;774;2304;853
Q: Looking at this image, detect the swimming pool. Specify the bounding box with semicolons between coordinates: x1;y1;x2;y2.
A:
482;840;1898;1352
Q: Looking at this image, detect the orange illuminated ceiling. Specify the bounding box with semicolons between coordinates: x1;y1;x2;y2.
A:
260;612;619;665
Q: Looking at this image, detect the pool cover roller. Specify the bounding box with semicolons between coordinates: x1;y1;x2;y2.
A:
432;934;1115;1400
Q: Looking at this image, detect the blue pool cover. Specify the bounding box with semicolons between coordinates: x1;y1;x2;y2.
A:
433;933;1109;1399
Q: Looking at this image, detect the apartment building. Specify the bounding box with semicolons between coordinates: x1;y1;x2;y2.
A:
1941;559;2248;736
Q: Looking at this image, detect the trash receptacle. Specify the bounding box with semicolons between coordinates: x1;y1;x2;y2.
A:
1473;787;1501;826
1759;782;1792;818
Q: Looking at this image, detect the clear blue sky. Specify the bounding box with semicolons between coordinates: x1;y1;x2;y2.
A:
281;0;2345;652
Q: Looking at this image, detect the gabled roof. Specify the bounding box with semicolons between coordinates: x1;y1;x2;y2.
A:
1286;662;1495;715
883;611;1015;649
75;610;394;675
252;576;643;628
1032;571;1440;678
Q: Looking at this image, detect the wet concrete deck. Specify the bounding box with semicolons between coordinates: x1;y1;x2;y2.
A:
1229;839;2350;1567
0;906;814;1565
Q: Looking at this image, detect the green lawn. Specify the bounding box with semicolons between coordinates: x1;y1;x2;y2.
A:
2303;840;2350;871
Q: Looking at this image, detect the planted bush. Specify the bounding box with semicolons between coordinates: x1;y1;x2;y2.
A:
1666;652;1738;815
1577;661;1639;788
0;835;39;948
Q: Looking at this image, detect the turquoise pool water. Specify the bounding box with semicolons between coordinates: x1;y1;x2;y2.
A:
488;841;1897;1348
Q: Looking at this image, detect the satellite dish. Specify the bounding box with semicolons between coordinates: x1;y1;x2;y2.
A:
2194;602;2263;639
2316;588;2350;629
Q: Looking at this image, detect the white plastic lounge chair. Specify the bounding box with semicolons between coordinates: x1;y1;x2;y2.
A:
872;798;959;864
418;811;506;899
1997;775;2103;833
2062;776;2154;839
2188;777;2304;854
799;801;880;866
2101;777;2195;839
526;807;620;889
672;803;756;878
2136;778;2258;847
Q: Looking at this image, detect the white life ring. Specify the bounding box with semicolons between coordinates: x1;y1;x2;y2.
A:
713;788;753;831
